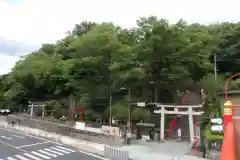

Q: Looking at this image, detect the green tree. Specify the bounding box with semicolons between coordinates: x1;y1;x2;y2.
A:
2;16;238;122
198;74;223;117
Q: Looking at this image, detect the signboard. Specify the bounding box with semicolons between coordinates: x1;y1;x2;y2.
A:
210;118;223;125
210;118;223;134
154;110;160;114
75;122;85;130
101;125;122;137
137;102;146;107
211;125;223;133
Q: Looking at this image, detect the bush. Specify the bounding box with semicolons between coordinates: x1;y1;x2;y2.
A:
205;128;223;140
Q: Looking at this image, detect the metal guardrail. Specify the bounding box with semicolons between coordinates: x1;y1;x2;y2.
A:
207;139;223;151
104;145;129;160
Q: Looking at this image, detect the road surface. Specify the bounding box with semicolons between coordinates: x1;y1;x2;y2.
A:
0;127;102;160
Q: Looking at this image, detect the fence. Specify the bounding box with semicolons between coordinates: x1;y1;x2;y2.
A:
207;139;223;151
104;145;129;160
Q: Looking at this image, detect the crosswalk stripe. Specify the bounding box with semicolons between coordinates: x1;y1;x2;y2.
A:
24;153;42;160
50;147;71;154
56;146;76;152
44;148;64;155
7;158;17;160
4;145;77;160
38;150;58;157
15;155;29;160
31;151;51;159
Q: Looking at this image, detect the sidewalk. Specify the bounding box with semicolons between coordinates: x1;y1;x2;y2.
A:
118;140;208;160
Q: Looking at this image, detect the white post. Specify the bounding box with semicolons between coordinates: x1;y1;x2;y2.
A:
188;107;194;145
160;106;165;141
42;105;45;119
177;128;182;139
30;104;34;117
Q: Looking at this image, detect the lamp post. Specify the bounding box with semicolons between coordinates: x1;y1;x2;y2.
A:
224;73;240;101
128;88;131;131
120;87;131;132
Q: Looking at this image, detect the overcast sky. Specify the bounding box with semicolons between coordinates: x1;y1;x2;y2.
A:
0;0;240;75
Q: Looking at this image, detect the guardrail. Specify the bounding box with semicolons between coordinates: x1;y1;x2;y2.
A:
5;115;124;146
104;145;129;160
207;139;223;151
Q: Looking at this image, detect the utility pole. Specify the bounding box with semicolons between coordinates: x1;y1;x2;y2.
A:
109;91;112;126
128;88;131;132
214;54;217;83
109;77;112;126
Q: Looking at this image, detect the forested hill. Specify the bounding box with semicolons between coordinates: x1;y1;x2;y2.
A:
0;16;240;121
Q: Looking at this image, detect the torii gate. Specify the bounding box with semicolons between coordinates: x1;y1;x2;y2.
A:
70;107;84;121
154;104;203;145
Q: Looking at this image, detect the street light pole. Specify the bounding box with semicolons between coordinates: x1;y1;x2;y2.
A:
120;87;132;133
214;54;217;83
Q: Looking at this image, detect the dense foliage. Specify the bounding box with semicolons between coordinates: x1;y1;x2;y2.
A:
0;16;239;122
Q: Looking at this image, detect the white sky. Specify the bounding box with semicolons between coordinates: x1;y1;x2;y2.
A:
0;0;240;75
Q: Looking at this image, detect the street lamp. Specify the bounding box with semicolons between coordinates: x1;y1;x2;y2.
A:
120;87;131;133
149;81;156;102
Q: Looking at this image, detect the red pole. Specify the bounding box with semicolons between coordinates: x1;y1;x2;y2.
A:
167;95;184;137
181;95;185;104
80;108;84;122
220;123;235;160
223;101;233;131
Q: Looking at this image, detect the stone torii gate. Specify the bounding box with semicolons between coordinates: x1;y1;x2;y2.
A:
153;104;203;144
28;101;46;119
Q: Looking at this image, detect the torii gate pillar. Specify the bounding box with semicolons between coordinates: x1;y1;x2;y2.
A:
160;107;165;141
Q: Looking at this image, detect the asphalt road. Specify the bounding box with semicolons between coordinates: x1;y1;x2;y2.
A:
0;128;102;160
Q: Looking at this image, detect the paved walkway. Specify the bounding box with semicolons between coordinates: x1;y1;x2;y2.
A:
119;140;208;160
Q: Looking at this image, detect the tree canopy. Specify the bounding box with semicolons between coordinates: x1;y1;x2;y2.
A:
0;17;239;122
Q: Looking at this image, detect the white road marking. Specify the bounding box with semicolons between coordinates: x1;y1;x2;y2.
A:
15;155;29;160
24;153;42;160
50;147;71;154
0;128;105;159
44;148;64;155
0;128;62;145
1;136;12;140
56;146;76;152
38;150;58;157
17;142;49;148
12;135;25;138
76;148;105;159
7;157;17;160
0;139;26;152
31;151;51;159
